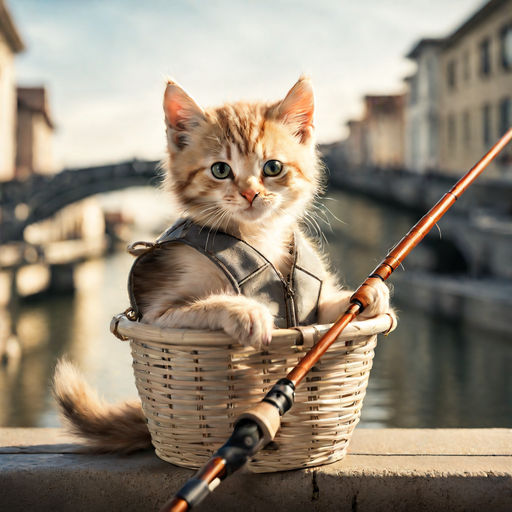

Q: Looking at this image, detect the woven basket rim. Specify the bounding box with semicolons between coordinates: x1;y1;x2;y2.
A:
112;312;394;347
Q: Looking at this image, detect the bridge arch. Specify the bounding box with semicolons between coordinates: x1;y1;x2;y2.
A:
423;236;470;275
1;160;161;242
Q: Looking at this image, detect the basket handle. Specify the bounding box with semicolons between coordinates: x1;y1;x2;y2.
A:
110;309;137;341
290;324;319;347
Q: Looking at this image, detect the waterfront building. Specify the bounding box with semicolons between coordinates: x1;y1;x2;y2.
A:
438;0;512;178
16;86;55;177
344;119;368;167
0;0;24;181
362;95;406;169
404;39;444;174
344;95;405;170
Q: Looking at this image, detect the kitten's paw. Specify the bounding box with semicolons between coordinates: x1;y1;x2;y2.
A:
222;298;274;349
358;280;393;319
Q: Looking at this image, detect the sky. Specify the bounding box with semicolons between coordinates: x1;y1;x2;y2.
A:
8;0;486;170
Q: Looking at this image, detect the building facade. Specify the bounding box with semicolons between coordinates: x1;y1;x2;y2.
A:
344;119;368;167
363;95;406;169
16;87;55;177
0;1;54;181
404;39;443;174
344;95;405;169
0;0;24;181
438;0;512;177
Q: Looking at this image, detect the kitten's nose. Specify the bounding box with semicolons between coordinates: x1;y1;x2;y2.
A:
240;189;259;205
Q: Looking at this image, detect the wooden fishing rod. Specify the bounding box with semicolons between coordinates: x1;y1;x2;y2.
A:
162;128;512;512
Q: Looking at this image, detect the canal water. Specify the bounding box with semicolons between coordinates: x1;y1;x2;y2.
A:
2;188;511;428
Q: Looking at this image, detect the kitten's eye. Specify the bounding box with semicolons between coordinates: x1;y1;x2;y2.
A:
263;160;283;177
211;162;232;179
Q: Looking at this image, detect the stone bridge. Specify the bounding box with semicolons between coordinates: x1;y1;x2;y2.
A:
323;155;512;281
0;159;160;243
3;156;512;280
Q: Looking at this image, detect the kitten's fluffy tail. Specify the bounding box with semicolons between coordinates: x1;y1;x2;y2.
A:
53;360;151;453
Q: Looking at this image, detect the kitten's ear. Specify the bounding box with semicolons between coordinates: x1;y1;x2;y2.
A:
163;80;205;149
276;76;314;143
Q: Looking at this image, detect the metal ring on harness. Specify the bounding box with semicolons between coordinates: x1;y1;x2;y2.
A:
110;308;138;341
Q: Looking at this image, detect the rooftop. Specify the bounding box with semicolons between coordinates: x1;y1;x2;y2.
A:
444;0;510;49
17;87;55;129
406;38;444;59
0;0;24;52
364;94;405;115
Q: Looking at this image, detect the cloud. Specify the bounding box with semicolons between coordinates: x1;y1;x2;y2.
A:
8;0;486;167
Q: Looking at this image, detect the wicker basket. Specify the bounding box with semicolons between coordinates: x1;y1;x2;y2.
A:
111;313;394;473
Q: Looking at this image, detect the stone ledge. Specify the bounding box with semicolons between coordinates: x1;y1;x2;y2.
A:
1;428;511;512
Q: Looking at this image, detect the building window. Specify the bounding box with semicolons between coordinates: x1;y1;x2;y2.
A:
427;57;436;97
428;116;438;161
448;114;456;151
412;119;420;165
447;60;456;89
463;110;471;147
482;104;492;146
500;97;511;136
409;76;418;105
501;24;512;70
463;51;470;81
480;38;491;76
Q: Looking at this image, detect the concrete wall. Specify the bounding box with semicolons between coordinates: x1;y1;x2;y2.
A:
0;30;16;181
439;0;512;178
1;428;511;512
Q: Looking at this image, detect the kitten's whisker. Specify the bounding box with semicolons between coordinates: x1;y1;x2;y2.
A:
320;198;346;225
309;201;333;229
303;210;328;248
204;209;224;242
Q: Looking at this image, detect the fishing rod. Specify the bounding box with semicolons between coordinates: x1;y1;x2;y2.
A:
161;128;512;512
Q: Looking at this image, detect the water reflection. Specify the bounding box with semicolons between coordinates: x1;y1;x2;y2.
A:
1;189;511;428
323;190;512;428
1;296;71;426
364;312;512;427
0;252;136;427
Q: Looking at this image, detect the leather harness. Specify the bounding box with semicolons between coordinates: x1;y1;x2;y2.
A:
128;219;324;328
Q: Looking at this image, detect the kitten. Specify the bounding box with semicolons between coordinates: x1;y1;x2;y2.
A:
54;77;395;452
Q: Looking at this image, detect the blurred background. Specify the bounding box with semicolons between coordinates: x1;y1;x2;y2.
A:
0;0;511;429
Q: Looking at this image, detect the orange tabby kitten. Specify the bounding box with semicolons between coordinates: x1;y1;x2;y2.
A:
54;77;395;452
